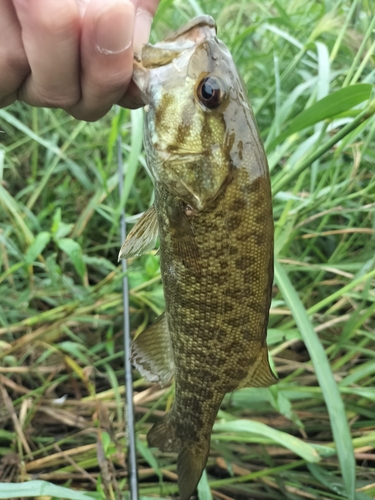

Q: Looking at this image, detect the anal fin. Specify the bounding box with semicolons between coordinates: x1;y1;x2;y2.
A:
236;346;278;389
118;205;158;260
131;312;174;387
147;414;179;453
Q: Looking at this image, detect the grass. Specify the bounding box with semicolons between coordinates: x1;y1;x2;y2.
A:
0;0;375;498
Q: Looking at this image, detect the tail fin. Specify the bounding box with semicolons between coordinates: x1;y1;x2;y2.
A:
147;416;210;500
178;440;210;500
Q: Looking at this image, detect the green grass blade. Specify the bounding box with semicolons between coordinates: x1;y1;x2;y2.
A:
0;481;94;499
119;108;144;212
272;99;375;194
342;14;375;87
24;231;51;264
0;185;34;245
197;470;213;500
274;260;355;500
0;110;91;191
330;0;360;62
213;419;320;463
270;83;372;149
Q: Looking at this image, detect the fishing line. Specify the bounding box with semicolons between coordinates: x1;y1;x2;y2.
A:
117;125;139;500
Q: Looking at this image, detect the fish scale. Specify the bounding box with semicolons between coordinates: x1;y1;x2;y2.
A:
118;15;277;500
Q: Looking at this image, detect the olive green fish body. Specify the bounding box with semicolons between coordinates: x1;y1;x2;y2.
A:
119;15;277;500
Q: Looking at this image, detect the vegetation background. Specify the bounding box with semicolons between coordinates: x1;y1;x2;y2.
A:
0;0;374;499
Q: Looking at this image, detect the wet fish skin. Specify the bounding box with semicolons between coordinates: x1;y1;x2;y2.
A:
122;15;277;499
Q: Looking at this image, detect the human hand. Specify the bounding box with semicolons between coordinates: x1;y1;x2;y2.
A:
0;0;159;121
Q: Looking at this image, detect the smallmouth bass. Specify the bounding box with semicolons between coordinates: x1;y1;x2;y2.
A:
119;15;277;500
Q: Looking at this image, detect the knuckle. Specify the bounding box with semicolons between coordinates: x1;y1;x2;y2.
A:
68;106;110;122
0;46;28;79
94;68;131;95
118;95;143;110
0;93;17;108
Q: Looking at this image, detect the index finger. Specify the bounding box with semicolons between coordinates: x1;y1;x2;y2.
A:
117;0;160;109
132;0;160;54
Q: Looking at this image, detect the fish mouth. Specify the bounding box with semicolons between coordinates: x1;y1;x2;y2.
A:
132;15;217;101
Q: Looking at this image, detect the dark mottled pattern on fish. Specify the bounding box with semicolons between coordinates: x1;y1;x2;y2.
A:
156;165;274;445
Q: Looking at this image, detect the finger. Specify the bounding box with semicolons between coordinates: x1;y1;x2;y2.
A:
67;0;135;121
13;0;81;108
132;0;160;54
117;79;145;109
117;0;160;109
0;0;29;107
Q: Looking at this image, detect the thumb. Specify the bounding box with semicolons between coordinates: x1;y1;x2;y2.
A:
131;0;160;53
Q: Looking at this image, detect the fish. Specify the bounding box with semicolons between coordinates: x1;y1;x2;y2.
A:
119;15;277;500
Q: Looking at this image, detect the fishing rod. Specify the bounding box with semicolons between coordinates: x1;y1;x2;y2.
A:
117;128;139;500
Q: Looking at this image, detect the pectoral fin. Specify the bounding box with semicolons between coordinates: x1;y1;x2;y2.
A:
118;205;158;260
237;346;278;389
175;228;201;274
131;313;174;387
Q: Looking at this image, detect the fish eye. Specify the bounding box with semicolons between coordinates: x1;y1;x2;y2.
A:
197;76;223;109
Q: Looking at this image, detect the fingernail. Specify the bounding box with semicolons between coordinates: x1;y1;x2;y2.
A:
133;8;153;55
95;0;135;55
